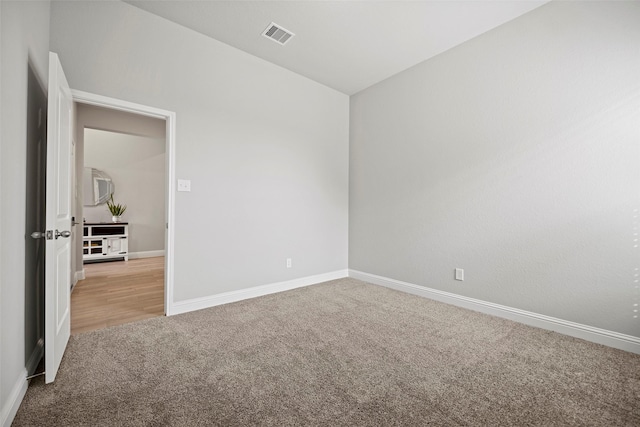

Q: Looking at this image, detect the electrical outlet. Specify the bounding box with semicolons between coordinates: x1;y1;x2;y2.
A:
455;268;464;281
286;258;292;268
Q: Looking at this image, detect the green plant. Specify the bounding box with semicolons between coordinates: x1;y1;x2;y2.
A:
106;195;127;216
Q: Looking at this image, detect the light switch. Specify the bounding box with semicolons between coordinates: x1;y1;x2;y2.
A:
177;179;191;192
455;268;464;281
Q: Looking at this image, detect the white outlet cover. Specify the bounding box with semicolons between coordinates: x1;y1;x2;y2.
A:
177;179;191;192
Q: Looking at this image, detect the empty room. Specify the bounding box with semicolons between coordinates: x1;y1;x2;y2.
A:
1;0;639;426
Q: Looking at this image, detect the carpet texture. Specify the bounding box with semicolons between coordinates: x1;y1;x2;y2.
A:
13;278;640;426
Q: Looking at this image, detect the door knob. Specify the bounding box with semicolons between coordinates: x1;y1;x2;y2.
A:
31;230;54;239
55;230;71;239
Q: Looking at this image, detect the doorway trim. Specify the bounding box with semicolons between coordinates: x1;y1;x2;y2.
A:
71;90;176;315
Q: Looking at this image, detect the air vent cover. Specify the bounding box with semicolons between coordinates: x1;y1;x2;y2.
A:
262;22;295;45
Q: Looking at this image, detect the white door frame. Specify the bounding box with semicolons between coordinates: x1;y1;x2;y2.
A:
72;90;176;315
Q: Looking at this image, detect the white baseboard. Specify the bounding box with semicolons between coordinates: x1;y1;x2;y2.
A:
25;339;43;376
349;270;640;355
169;269;349;316
75;269;85;281
128;250;165;260
1;369;28;427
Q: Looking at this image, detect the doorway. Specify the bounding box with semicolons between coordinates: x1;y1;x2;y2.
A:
70;92;176;333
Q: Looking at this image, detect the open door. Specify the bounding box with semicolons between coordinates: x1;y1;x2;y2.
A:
44;52;73;383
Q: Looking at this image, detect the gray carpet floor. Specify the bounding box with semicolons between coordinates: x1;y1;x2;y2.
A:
13;278;640;426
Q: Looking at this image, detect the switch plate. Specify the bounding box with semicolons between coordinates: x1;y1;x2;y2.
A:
177;179;191;192
455;268;464;281
286;258;292;268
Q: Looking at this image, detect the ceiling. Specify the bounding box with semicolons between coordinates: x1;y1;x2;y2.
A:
125;0;550;95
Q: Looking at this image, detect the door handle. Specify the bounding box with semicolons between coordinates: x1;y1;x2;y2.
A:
31;230;55;240
55;230;71;239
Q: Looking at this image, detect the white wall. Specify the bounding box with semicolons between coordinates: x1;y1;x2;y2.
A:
0;1;50;425
84;128;166;254
350;1;640;338
50;0;350;301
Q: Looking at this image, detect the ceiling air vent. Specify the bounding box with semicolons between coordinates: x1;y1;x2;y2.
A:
262;22;295;46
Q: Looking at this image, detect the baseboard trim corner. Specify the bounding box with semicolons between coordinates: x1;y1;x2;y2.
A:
1;369;28;427
128;250;165;260
168;269;349;316
349;269;640;355
75;269;85;282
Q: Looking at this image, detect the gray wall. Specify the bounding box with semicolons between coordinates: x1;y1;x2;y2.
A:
83;128;166;255
50;0;350;301
0;0;50;422
350;1;640;338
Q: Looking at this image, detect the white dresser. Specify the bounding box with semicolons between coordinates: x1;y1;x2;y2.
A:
83;222;129;262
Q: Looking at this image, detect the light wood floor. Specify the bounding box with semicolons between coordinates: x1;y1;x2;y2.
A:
71;257;165;335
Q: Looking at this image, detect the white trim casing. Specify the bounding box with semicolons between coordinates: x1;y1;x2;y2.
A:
349;270;640;355
1;370;27;427
75;269;85;282
164;110;176;316
171;270;349;315
71;89;176;317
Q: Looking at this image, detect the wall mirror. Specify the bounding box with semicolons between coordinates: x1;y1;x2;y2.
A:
83;167;115;206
